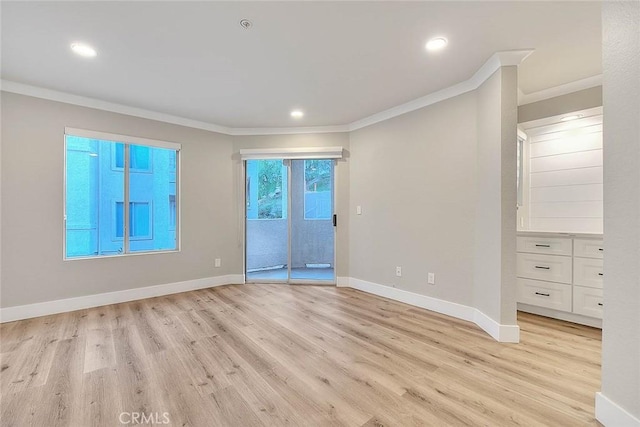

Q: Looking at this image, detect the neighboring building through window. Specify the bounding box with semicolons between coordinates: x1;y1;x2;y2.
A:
65;129;179;258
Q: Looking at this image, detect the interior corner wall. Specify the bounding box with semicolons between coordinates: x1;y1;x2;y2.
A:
474;66;518;325
0;92;240;308
348;92;478;306
232;133;351;278
600;0;640;422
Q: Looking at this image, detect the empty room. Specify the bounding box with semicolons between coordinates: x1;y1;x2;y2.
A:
1;1;638;426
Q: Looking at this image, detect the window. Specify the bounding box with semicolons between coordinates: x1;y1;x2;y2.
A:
245;159;288;220
168;195;176;231
65;129;180;258
115;202;151;239
113;143;151;171
304;159;332;219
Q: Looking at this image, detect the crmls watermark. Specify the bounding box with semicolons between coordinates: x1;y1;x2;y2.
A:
119;412;170;425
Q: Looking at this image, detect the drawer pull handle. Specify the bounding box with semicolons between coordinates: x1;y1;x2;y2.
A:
598;303;603;307
535;244;551;248
598;248;604;252
598;273;603;276
535;292;550;297
534;266;550;270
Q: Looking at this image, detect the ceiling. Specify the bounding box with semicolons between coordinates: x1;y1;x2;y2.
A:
1;1;602;129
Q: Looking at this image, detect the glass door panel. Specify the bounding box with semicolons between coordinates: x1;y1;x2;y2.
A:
245;159;289;282
289;159;335;283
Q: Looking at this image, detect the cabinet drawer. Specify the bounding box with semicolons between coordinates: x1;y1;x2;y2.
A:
574;239;604;259
517;278;572;312
574;257;604;289
517;236;572;256
573;286;603;319
516;253;572;284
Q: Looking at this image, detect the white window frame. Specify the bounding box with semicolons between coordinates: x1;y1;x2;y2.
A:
64;128;181;260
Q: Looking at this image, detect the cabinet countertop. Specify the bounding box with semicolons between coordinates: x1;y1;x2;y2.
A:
517;231;603;239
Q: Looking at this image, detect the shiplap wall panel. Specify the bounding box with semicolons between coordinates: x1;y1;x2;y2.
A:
530;218;603;233
530;201;603;218
528;117;603;139
530;123;602;143
530;166;603;187
530;150;603;173
530;184;603;202
530;133;602;157
525;114;603;233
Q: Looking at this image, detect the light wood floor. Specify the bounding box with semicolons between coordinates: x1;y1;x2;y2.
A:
1;284;602;426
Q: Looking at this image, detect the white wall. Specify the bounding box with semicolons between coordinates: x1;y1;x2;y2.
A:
598;1;640;424
348;91;478;306
0;92;240;308
473;67;519;325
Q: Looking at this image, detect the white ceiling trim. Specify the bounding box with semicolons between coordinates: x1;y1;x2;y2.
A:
231;125;349;136
240;146;343;160
1;50;534;137
518;74;603;106
347;49;534;132
0;80;233;135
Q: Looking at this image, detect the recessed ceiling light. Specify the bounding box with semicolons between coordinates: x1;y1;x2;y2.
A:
291;110;304;119
426;37;448;51
70;42;97;58
561;114;583;122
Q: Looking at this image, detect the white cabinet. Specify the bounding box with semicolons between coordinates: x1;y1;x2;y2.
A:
573;286;604;318
517;234;604;324
517;278;572;312
574;238;604;259
516;253;572;284
516;236;573;256
573;257;604;289
572;238;604;319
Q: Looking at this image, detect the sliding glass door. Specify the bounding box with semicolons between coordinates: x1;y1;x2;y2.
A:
245;158;335;283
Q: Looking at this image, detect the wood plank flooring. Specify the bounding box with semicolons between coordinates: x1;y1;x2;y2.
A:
0;284;602;426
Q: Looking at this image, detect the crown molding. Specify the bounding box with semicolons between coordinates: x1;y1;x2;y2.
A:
518;74;603;106
0;79;234;135
1;49;534;136
230;125;349;136
348;49;534;132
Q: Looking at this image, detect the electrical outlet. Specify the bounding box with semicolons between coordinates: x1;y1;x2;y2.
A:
428;272;435;285
396;266;402;277
215;258;221;267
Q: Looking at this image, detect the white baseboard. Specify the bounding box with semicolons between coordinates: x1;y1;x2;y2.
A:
339;277;519;343
336;276;351;288
473;309;520;343
0;274;244;323
596;392;640;427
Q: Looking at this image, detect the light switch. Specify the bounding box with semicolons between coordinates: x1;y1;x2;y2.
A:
356;205;362;215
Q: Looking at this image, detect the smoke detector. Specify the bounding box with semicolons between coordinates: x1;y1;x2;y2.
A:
239;19;253;29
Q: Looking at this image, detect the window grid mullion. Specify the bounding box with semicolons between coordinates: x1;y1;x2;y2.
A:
124;144;130;254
